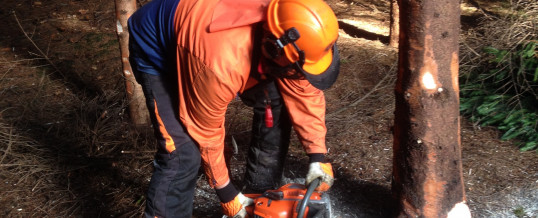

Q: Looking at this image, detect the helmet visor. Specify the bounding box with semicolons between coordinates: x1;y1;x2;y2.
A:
302;43;340;90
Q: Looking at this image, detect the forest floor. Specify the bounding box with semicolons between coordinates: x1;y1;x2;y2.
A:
0;0;536;217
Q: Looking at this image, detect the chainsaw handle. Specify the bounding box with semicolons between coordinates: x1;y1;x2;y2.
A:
297;178;321;218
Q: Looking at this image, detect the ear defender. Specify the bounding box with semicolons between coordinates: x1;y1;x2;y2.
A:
262;27;304;66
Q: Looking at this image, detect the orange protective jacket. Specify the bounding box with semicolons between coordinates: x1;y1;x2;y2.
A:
173;0;328;188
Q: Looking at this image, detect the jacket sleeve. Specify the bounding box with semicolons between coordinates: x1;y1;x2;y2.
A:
276;78;328;154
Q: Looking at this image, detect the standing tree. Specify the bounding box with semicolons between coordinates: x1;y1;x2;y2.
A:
392;0;472;217
389;0;400;48
114;0;150;127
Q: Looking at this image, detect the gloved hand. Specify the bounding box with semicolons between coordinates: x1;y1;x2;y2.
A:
306;162;334;192
221;192;254;218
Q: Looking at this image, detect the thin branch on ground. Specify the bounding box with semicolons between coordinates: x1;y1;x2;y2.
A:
0;58;46;64
0;127;15;165
12;11;64;78
120;150;154;154
328;66;395;118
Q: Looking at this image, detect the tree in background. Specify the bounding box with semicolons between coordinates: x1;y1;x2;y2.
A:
114;0;150;127
389;0;399;48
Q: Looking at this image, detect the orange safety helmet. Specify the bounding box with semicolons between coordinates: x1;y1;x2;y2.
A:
263;0;340;89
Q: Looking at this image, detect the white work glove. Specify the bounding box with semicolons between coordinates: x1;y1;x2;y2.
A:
221;192;254;218
306;162;335;192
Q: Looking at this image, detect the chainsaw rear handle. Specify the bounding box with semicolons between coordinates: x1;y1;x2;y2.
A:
297;178;321;218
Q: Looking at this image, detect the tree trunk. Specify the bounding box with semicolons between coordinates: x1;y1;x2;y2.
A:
392;0;471;217
114;0;149;127
389;0;400;48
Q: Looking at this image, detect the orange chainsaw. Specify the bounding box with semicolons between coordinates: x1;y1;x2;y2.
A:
244;178;332;218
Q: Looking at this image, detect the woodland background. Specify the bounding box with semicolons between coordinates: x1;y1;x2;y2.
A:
0;0;536;217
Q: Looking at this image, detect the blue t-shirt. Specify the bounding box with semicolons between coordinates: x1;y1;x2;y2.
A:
128;0;180;75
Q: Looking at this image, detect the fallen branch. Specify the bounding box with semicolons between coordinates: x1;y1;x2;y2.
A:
120;150;154;154
12;11;64;77
328;66;395;118
0;58;46;64
0;127;14;164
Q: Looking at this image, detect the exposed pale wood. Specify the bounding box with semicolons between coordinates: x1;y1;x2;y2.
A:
389;0;400;48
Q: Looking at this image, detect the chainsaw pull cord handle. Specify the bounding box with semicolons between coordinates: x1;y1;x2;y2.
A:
297;178;321;218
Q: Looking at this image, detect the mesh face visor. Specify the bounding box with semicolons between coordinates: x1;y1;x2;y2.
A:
301;43;340;90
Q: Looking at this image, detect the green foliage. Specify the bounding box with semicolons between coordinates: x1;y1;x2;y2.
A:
512;206;529;218
460;41;538;151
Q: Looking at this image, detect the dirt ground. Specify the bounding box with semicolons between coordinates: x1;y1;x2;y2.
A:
0;0;536;217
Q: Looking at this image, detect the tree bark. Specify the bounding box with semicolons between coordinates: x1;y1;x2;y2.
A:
392;0;471;217
389;0;400;48
114;0;149;127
